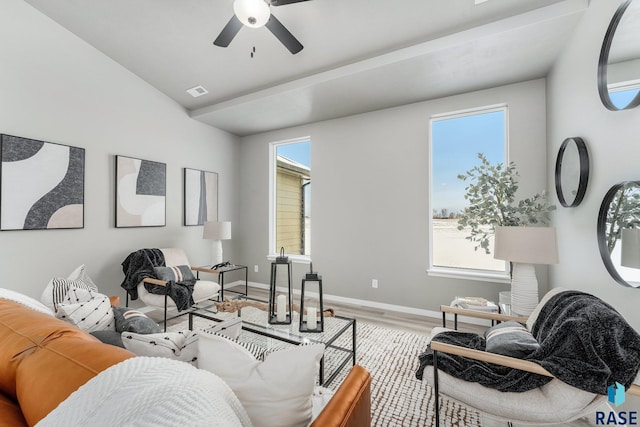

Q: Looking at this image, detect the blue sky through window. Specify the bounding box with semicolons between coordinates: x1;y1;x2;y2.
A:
276;141;310;167
432;110;505;213
609;88;639;109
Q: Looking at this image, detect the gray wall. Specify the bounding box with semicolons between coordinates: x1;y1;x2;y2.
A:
0;0;240;301
547;0;640;330
239;79;548;314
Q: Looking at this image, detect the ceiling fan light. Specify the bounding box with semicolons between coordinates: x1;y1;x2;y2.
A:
234;0;270;28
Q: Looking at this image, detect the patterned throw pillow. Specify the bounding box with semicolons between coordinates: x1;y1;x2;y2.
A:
121;330;199;365
56;293;116;333
41;278;94;312
41;264;99;312
153;265;195;283
484;321;539;358
63;286;99;304
113;306;161;334
199;318;242;340
198;321;268;360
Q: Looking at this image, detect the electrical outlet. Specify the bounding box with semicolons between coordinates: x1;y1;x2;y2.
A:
372;279;378;289
254;265;259;273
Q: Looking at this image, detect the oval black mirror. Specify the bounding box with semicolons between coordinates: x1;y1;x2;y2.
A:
597;181;640;287
598;0;640;111
555;137;589;208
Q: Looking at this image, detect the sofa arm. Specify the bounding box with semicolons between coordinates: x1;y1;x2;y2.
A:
311;365;371;427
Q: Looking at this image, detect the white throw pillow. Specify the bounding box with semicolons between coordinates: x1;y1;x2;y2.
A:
41;264;99;312
67;264;98;290
56;294;115;332
197;332;324;427
63;286;99;304
0;288;54;316
121;330;199;366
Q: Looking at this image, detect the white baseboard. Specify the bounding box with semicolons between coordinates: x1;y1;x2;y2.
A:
224;280;492;327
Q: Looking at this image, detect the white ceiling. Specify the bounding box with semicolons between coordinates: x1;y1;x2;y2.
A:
24;0;589;136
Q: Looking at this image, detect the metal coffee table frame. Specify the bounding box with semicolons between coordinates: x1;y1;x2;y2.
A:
189;300;356;386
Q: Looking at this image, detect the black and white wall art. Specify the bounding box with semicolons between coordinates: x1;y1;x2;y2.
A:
0;134;85;231
115;155;166;227
184;168;218;226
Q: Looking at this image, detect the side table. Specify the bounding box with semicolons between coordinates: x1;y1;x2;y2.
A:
440;305;528;330
205;264;248;301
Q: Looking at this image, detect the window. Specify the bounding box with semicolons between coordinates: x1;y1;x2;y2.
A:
269;138;311;259
429;105;508;279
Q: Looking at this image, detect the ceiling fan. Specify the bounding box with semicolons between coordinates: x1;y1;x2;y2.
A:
213;0;310;55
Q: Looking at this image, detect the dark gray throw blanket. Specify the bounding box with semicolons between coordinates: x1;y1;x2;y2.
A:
120;248;195;312
416;291;640;394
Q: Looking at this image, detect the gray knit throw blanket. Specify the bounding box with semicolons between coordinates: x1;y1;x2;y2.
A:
416;290;640;394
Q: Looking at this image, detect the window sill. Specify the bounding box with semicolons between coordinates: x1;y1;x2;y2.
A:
266;254;311;264
427;267;510;284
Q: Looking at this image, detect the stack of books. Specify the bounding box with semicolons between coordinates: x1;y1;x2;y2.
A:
452;297;499;312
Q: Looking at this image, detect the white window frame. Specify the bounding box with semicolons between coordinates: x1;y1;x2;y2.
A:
268;136;312;264
427;104;510;283
608;78;640;93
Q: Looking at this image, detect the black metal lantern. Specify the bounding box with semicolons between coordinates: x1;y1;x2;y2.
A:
268;247;292;324
299;263;324;332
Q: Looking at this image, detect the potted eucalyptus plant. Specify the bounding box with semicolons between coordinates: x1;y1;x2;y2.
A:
456;153;556;254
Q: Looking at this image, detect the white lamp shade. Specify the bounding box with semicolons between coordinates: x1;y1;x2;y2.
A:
493;226;559;264
203;221;232;240
621;228;640;268
233;0;270;28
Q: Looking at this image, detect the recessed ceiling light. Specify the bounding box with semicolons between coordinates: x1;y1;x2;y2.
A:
186;85;209;98
475;0;490;4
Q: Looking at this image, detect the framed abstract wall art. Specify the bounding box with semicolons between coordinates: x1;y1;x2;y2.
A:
115;155;166;227
183;168;218;226
0;134;85;231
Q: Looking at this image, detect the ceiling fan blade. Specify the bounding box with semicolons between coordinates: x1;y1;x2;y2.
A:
270;0;311;6
265;14;303;54
214;15;243;47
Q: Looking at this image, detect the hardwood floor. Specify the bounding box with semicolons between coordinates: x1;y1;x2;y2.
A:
152;284;639;427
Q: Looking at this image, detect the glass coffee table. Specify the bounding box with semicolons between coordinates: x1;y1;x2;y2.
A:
189;298;356;386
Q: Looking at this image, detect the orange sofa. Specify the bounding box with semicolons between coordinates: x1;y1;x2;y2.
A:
0;298;371;426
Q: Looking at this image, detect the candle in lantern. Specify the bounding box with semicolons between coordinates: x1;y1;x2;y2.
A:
276;294;286;322
307;306;317;330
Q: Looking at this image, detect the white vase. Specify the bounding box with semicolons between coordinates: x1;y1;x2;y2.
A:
510;263;539;316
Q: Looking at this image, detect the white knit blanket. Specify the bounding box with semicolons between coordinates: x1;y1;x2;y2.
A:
36;357;253;427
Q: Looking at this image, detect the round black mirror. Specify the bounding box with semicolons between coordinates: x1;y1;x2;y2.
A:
598;0;640;111
555;137;589;207
597;181;640;287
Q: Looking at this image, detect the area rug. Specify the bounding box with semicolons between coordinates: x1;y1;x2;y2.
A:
169;313;483;427
332;321;482;427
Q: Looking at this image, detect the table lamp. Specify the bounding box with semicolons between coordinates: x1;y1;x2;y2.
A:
203;221;232;266
494;226;558;316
